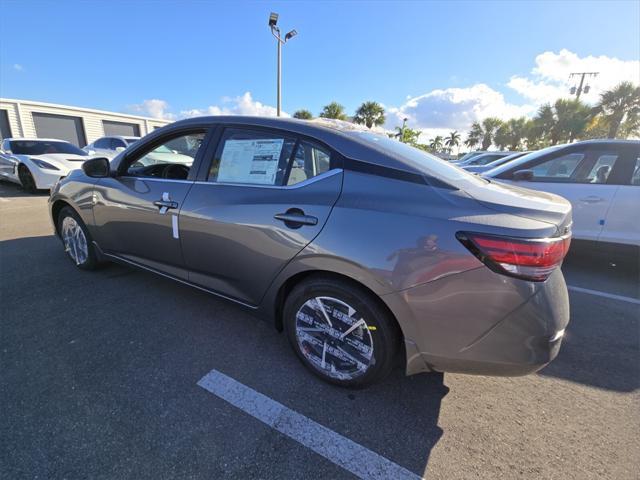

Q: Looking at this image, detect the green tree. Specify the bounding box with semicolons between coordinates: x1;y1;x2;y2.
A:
464;135;480;150
353;101;386;128
494;117;527;150
532;99;590;145
429;136;444;151
293;109;313;120
319;102;347;120
467;117;503;150
444;130;461;154
592;81;640;138
394;125;422;145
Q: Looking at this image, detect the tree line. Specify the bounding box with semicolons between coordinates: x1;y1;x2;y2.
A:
293;81;639;154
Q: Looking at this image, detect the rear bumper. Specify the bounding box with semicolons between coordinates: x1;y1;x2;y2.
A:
385;267;570;377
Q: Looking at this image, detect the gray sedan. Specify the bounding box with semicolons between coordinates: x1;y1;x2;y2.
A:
49;116;572;387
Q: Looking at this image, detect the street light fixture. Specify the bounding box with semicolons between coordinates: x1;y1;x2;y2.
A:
269;12;297;117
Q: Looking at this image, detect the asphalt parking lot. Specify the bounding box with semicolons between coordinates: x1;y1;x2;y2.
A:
1;180;638;480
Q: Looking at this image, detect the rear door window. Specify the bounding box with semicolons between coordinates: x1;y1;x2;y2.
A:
286;141;331;186
583;154;618;184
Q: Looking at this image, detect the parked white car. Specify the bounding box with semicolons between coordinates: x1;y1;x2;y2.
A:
484;140;640;248
84;135;140;159
0;138;90;192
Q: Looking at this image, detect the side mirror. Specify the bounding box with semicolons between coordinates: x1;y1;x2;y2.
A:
115;147;126;153
513;169;534;181
82;157;111;178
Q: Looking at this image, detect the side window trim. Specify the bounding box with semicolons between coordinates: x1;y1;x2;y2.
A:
117;126;213;180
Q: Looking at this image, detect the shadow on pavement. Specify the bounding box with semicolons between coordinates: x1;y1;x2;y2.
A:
0;179;49;198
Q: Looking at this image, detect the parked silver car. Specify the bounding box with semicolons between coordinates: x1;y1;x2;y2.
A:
49;116;572;387
84;135;140;159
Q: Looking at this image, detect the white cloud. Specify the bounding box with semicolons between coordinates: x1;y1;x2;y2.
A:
385;84;534;142
508;49;640;105
13;63;23;71
128;99;176;120
179;92;287;118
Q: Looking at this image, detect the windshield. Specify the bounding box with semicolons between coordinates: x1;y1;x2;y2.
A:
484;152;528;168
350;132;487;187
9;140;87;156
467;153;506;166
485;145;564;175
456;151;483;163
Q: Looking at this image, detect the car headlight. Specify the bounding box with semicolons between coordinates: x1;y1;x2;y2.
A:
31;159;60;170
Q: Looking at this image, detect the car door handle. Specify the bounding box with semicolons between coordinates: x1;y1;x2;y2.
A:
579;195;605;203
274;210;318;227
154;192;179;214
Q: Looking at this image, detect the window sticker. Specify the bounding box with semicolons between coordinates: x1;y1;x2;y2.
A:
217;138;284;185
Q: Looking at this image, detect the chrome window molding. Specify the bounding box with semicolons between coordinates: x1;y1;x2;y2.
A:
195;168;343;190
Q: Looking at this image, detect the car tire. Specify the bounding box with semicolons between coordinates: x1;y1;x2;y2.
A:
57;206;99;270
18;164;37;193
284;275;400;388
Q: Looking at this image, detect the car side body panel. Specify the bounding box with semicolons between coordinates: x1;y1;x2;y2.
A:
179;170;343;305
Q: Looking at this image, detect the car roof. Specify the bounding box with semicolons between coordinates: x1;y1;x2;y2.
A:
96;135;141;140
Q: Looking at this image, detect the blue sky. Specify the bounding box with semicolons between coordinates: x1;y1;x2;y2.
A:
1;0;639;137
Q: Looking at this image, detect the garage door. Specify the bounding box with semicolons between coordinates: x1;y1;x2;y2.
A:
32;112;87;147
0;109;12;140
103;120;141;137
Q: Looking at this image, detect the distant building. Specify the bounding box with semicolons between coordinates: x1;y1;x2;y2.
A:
0;98;171;147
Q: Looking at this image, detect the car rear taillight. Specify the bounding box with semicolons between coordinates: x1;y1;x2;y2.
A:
456;232;571;281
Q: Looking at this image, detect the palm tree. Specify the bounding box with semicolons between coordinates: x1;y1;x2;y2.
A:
394;126;421;145
319;102;347;120
464;135;480;150
429;136;444;151
592;81;640;138
494;117;527;151
353;101;386;128
444;131;461;154
467;118;503;150
533;99;590;145
293;109;313;120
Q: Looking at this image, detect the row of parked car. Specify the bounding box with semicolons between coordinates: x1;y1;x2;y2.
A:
451;142;640;249
0;132;639;250
2;116;638;386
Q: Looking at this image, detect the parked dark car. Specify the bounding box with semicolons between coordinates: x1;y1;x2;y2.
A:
49;116;572;387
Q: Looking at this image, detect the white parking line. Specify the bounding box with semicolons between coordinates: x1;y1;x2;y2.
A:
198;369;421;480
568;285;640;305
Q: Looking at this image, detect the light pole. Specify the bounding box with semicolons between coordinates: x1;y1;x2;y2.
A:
269;12;297;117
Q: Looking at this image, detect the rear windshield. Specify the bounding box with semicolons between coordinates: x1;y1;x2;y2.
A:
349;132;487;187
10;140;87;156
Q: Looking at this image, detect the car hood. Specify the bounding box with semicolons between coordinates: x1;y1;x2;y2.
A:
26;153;89;168
462;179;572;233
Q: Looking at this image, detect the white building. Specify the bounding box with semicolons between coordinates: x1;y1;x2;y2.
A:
0;98;171;147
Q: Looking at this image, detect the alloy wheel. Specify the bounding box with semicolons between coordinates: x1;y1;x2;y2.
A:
61;216;89;265
294;296;375;381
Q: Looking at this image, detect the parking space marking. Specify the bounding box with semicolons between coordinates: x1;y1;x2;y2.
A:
568;285;640;305
198;369;422;480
